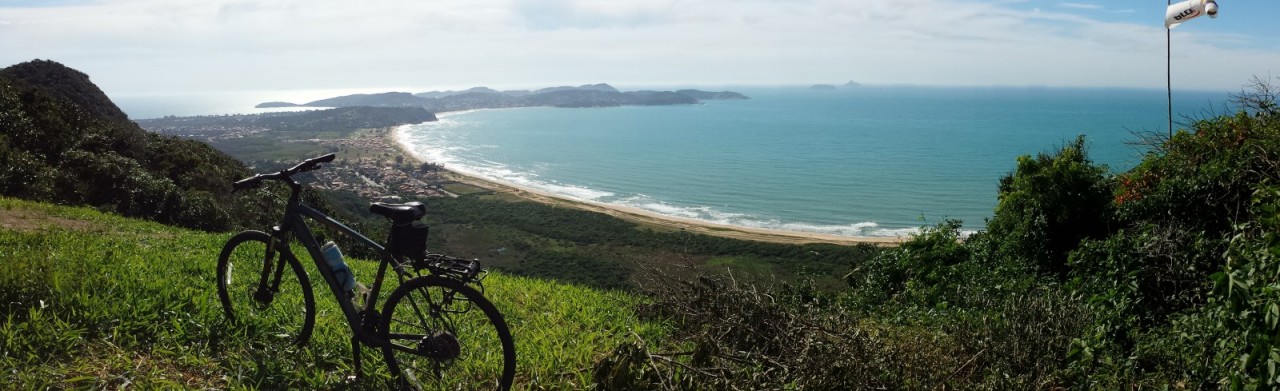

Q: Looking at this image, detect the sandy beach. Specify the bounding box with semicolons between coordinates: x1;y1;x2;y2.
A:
391;125;903;246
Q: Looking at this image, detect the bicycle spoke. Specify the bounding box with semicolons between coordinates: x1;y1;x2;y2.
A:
391;317;431;333
382;276;513;390
406;288;439;326
217;231;315;348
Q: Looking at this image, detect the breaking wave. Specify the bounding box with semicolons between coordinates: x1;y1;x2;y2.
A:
398;121;933;238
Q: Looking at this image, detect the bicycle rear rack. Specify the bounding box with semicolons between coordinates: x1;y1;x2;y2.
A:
408;254;487;291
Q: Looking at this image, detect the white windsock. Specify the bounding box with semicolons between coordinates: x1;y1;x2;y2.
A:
1166;0;1217;29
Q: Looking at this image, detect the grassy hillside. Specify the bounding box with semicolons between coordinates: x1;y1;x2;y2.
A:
0;197;667;389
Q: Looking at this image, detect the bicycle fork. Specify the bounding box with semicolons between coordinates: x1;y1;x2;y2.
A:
253;227;290;305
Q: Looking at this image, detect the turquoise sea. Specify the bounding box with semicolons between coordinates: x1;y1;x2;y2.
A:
395;86;1233;237
115;86;1235;238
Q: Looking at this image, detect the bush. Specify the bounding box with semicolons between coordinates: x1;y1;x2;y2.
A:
947;286;1090;389
845;220;969;310
1213;184;1280;388
606;267;1091;390
607;272;923;390
984;135;1114;276
0;147;56;200
1058;82;1280;387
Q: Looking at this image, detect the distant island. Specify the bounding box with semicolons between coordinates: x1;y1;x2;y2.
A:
255;101;301;108
810;81;861;90
256;83;749;112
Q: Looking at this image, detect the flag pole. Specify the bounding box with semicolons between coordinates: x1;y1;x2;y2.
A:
1167;0;1173;139
1164;0;1217;138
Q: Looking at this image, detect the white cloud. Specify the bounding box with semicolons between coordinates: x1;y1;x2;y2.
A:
1059;3;1103;11
0;0;1274;94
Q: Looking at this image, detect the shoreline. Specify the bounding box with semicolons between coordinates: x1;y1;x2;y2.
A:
390;124;904;246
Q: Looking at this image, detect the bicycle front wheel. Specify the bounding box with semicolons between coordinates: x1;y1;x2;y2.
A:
216;230;315;347
381;276;515;390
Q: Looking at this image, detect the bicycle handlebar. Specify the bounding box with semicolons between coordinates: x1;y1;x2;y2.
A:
232;153;336;192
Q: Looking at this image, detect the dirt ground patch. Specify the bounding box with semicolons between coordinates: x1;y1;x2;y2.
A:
0;206;100;232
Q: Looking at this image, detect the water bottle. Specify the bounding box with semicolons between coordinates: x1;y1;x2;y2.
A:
320;241;357;292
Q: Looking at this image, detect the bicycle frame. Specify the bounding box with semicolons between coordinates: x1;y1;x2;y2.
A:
265;183;413;349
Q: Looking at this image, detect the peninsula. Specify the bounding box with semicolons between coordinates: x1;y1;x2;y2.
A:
256;83;749;112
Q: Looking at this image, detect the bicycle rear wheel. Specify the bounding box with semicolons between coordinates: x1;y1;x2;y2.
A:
216;230;315;347
381;276;515;390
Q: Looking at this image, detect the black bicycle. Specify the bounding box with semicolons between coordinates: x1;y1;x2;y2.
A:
215;153;515;390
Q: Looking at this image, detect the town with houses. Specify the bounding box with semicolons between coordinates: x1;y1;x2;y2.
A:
136;114;468;203
306;148;456;201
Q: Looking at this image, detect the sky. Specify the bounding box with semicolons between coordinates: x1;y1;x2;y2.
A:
1;0;1277;96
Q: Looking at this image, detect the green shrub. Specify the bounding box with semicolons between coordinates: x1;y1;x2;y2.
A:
946;286;1090;389
1113;111;1280;303
616;273;918;390
845;220;969;310
0;147;56;200
984;135;1114;276
1213;184;1280;389
1058;85;1280;388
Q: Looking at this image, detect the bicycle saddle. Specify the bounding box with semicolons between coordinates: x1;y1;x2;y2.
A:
369;201;426;223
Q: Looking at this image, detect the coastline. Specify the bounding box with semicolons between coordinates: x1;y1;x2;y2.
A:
390;124;904;246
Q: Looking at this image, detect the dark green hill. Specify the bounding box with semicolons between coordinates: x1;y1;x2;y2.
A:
0;59;130;124
256;106;437;132
304;91;429;107
0;59;275;231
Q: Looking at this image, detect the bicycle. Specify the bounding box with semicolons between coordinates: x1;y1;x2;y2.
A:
215;153;516;390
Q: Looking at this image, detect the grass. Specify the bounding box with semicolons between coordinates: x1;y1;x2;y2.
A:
444;183;493;196
0;197;668;389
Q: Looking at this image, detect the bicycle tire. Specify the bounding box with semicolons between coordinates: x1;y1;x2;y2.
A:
216;230;316;347
380;276;516;390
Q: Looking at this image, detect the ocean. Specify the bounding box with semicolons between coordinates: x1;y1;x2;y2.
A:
114;86;1235;238
394;86;1234;237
